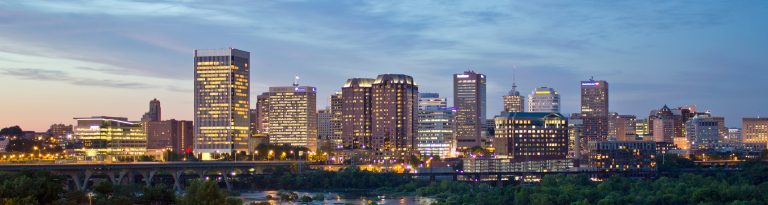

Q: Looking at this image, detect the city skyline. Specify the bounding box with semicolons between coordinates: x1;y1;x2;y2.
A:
2;1;768;131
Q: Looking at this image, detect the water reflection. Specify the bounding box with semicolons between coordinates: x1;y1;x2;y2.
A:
241;190;434;205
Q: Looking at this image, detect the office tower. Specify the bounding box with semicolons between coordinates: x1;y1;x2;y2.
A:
503;78;524;112
711;116;727;142
141;98;161;122
330;91;343;149
416;93;454;158
317;109;333;145
341;78;375;149
651;105;676;143
608;113;637;141
254;93;269;134
147;119;193;153
685;115;720;150
580;79;609;146
265;84;318;150
193;48;250;159
47;124;73;138
249;108;258;136
635;119;651;140
372;74;418;157
527;87;560;112
726;128;742;143
568;114;584;160
74;116;146;161
453;71;486;149
743;118;768;144
587;141;656;171
494;112;568;161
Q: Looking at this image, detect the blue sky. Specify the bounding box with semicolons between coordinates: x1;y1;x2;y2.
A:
1;0;767;131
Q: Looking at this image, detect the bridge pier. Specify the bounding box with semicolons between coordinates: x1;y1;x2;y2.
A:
172;170;183;191
65;170;93;191
139;170;157;187
108;170;128;185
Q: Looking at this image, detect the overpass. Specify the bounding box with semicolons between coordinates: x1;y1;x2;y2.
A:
0;161;299;191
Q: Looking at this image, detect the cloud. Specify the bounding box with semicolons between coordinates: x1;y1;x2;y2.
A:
0;68;156;89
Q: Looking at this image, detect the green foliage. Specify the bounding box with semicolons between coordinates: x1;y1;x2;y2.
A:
0;172;65;204
181;179;228;205
0;126;23;136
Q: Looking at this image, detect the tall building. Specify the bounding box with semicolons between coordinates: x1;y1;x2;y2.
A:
580;79;609;146
711;116;727;142
330;91;343;149
453;71;486;149
685;115;720;150
608;113;637;141
743;118;768;144
651;105;677;143
527;87;560;112
74;116;146;161
317;109;333;147
568;114;584;160
193;48;250;159
147;119;193;153
372;74;418;157
341;78;375;149
494;112;568;161
141;98;161;122
635;119;651;140
726;128;742;143
502;80;524;113
266;84;318;150
254;93;270;134
416;93;454;158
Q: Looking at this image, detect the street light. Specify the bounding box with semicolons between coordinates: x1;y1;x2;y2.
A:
33;146;39;160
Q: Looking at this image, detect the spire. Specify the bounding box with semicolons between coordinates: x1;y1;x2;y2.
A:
508;66;520;96
293;75;300;86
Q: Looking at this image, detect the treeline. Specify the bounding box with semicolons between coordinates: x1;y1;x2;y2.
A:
0;172;241;205
416;162;768;205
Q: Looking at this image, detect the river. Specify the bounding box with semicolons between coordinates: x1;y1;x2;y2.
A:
240;190;435;205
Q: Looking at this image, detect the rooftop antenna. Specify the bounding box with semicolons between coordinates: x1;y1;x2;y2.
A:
512;66;518;90
590;76;594;81
293;75;300;86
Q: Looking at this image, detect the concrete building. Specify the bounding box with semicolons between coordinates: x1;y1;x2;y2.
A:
453;71;486;149
265;84;318;150
502;80;524;113
686;115;720;150
494;112;568;162
743;118;768;144
586;141;656;171
416;93;454;158
317;109;333;150
74;116;146;161
193;48;250;159
341;78;375;149
609;113;637;141
527;87;560;113
726;128;742;143
146;119;193;154
330;91;343;149
141;98;161;122
651;105;677;143
254;93;269;135
635;119;651;140
371;74;418;158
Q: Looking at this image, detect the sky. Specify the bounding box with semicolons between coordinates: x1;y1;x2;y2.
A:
1;0;767;131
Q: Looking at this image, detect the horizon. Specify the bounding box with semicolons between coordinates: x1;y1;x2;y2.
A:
2;1;767;131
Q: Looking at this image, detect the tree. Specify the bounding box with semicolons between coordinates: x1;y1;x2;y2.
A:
0;126;23;137
181;180;227;205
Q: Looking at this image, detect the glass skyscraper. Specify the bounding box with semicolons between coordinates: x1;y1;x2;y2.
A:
193;48;250;160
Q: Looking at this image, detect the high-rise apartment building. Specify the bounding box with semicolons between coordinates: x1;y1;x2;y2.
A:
341;78;375;149
193;48;250;159
74;116;147;161
265;85;318;150
527;87;560;112
141;98;161;122
372;74;418;157
416;93;454;158
494;112;568;161
743;118;768;144
580;79;609;144
330;91;343;149
453;71;486;149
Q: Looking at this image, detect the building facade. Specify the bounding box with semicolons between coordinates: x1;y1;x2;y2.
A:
141;98;161;122
265;85;318;150
743;118;768;144
502;82;524;113
608;113;637;141
74;116;146;161
586;141;656;171
193;48;250;159
146;119;193;154
580;79;609;146
494;112;568;162
330;91;343;149
453;71;486;149
686;115;720;150
527;87;560;112
371;74;418;158
416;93;455;158
341;78;375;149
317;109;333;150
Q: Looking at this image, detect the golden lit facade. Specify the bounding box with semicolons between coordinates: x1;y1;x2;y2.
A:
194;48;250;158
266;86;318;150
743;118;768;144
372;74;418;158
341;78;375;149
74;116;146;161
330;91;343;149
587;141;656;171
503;84;524;113
494;112;568;162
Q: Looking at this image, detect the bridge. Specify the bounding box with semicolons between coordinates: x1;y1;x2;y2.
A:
0;161;299;191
